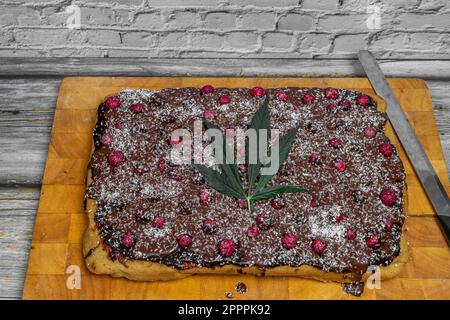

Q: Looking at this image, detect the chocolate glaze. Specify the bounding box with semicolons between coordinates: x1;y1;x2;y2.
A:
86;87;406;295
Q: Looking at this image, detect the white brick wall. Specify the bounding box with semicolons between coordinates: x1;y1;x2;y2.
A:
0;0;448;58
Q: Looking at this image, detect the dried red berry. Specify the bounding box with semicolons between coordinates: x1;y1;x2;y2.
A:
200;85;214;94
380;188;397;206
130;103;145;113
365;236;381;249
379;143;393;157
114;122;122;129
101;134;112;146
282;233;297;249
325;88;339;100
336;214;344;222
250;87;267;97
105;96;121;109
346;229;357;240
364;127;377;138
334;160;347;172
270;197;284;210
237;199;247;209
338;100;351;110
178;234;192;248
326;103;337;112
199;190;212;204
158;159;165;173
312;239;327;254
122;231;134;248
202;219;217;234
328;137;343;148
108;151;125;167
152;216;165;228
219;95;231;105
302;93;315;104
203;109;215;120
255;213;271;230
310;199;317;207
246;225;259;237
275;91;288;101
218;239;236;257
356;94;371;106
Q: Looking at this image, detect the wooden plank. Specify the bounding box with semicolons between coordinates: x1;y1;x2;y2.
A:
0;186;40;201
0;187;39;298
0;214;34;299
0;78;59;127
1;58;450;79
0;128;51;185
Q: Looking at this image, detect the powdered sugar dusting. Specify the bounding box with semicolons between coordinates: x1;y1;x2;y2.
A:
87;86;406;283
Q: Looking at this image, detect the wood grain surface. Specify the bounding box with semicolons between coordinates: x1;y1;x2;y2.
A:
1;58;450;79
20;77;450;300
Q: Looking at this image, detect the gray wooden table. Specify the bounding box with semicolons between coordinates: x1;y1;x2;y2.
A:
0;58;449;299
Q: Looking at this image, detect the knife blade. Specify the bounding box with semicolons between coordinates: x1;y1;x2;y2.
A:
358;50;450;243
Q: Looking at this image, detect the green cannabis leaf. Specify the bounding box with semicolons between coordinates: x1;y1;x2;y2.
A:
193;95;309;215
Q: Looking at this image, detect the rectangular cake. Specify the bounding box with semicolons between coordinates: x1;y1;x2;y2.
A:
83;86;407;296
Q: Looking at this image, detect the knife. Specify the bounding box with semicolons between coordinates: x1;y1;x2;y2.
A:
358;50;450;243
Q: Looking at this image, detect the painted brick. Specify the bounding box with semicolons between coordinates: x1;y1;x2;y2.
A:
133;12;166;29
205;12;237;30
418;0;450;10
14;29;72;46
0;1;448;59
147;0;220;6
382;0;420;10
262;32;292;51
158;32;188;48
223;32;258;50
42;7;70;27
278;14;314;31
167;11;200;29
82;7;131;26
83;0;144;6
226;0;298;6
85;29;122;46
370;32;409;50
190;32;223;50
318;14;369;32
396;13;450;29
302;0;339;10
300;33;331;51
121;31;158;47
0;29;13;45
66;29;86;45
0;6;41;26
333;34;367;52
408;32;444;49
241;12;276;30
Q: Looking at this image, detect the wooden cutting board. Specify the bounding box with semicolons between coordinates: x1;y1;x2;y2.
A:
23;77;450;300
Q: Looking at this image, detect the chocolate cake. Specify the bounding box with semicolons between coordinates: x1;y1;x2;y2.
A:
84;86;407;296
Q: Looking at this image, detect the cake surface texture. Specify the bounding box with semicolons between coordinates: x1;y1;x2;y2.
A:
84;86;407;296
